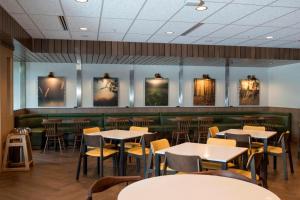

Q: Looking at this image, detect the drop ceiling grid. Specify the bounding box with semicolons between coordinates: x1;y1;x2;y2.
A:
0;0;300;48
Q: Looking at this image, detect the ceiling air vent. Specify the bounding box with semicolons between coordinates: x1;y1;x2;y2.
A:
180;22;204;36
58;16;68;31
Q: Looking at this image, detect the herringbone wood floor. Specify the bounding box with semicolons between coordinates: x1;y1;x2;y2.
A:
0;148;299;200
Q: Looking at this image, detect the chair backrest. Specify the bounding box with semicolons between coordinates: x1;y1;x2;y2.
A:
164;152;202;173
132;117;153;127
107;117;129;129
246;151;264;181
278;131;290;152
83;134;105;149
129;126;149;132
208;126;219;138
43;119;62;137
175;117;192;132
225;133;252;149
207;138;236;147
83;127;100;134
74;119;90;135
87;176;142;200
195;170;255;184
150;139;170;154
243;125;266;131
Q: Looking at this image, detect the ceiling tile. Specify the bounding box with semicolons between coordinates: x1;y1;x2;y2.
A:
11;13;37;30
258;40;294;47
265;10;300;27
102;0;145;19
138;0;184;21
234;6;297;26
17;0;63;15
187;23;225;37
259;28;300;40
42;30;70;40
239;39;266;46
123;33;150;42
203;4;261;24
147;34;177;43
171;36;199;44
25;28;44;38
209;25;253;38
233;0;276;5
280;42;300;49
0;0;24;13
216;38;248;46
236;26;281;39
71;31;97;40
157;21;197;36
98;32;125;41
67;16;99;32
31;15;63;31
128;20;165;35
100;18;132;33
171;2;227;23
279;32;300;41
61;0;102;17
271;0;300;7
195;37;225;45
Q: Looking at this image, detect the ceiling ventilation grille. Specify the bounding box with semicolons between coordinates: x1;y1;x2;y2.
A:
58;16;68;31
180;22;204;36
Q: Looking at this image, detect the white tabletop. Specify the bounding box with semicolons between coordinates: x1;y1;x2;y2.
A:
217;129;277;139
156;142;247;163
88;129;150;140
118;174;280;200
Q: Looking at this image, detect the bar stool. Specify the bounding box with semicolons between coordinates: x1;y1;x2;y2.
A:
2;128;33;171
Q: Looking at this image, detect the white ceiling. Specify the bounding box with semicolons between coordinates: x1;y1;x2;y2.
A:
1;0;300;48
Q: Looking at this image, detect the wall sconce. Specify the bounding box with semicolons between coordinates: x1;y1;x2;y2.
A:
202;74;211;79
47;72;55;78
154;73;163;79
247;75;257;80
103;73;110;79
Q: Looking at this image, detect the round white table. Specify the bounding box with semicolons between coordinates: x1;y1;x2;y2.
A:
118;175;280;200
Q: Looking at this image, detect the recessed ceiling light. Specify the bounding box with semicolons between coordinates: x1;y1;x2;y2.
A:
166;31;174;35
80;27;88;31
76;0;88;3
266;36;273;39
196;0;208;11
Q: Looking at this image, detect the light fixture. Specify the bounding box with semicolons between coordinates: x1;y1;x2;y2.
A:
47;72;55;78
266;36;273;39
247;75;257;81
103;73;110;79
80;27;88;31
75;0;88;3
202;74;211;80
196;0;208;11
165;31;174;35
154;73;163;79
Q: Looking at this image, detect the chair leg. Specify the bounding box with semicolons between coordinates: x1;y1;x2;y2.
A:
112;156;117;176
186;133;190;142
97;157;100;177
136;157;141;173
43;137;48;153
100;157;104;177
143;155;147;178
176;133;179;145
171;132;174;146
288;151;294;174
273;156;277;170
73;136;77;152
282;153;288;180
58;137;62;153
76;154;82;180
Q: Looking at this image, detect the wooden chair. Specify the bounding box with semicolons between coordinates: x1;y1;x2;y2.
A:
208;126;219;138
126;133;156;178
225;133;253;152
42;119;65;153
193;117;214;143
131;117;153;127
195;170;255;184
76;129;118;180
268;131;294;180
73;119;90;152
106;117;129;130
87;176;142;200
163;152;202;174
171;117;192;145
203;138;236;170
124;126;149;149
229;151;264;186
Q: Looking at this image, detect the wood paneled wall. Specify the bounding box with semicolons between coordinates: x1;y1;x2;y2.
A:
0;6;32;50
0;44;14;171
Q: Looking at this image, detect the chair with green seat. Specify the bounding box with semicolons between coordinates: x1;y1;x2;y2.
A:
126;133;156;178
267;131;294;180
208;126;219;138
76;128;118;180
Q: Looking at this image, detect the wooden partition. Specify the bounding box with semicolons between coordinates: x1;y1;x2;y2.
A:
0;44;14;171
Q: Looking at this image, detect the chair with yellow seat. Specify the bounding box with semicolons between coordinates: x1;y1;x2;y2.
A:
83;127;114;149
267;131;294;180
121;126;149;149
76;128;118;180
203;138;237;170
208;126;219;138
126;133;156;178
243;125;265;149
229;151;264;186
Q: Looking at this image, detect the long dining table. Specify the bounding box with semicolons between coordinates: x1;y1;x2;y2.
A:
154;142;248;176
217;128;277;187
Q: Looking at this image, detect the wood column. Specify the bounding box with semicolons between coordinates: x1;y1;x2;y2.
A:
0;44;14;171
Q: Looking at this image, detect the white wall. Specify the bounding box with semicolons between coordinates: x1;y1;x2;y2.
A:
13;62;21;110
268;63;300;108
23;62;273;108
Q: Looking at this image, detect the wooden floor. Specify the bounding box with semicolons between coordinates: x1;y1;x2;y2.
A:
0;148;299;200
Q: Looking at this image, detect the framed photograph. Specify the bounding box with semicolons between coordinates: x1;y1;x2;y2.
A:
193;78;215;106
38;77;66;107
93;77;119;106
239;78;260;105
145;78;169;106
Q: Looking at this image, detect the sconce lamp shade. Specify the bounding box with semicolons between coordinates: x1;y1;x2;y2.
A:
47;72;55;78
103;73;110;79
154;73;163;79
